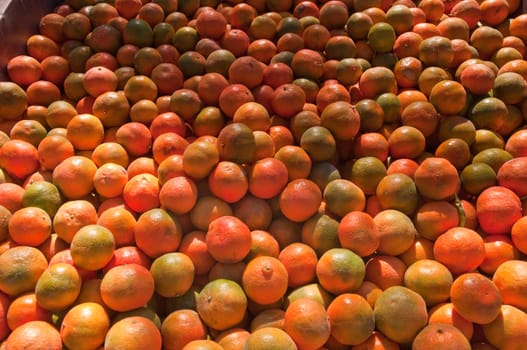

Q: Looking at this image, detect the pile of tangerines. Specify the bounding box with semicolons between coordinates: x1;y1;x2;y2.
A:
1;0;527;348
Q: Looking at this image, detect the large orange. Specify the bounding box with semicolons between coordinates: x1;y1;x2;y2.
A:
316;248;365;295
35;262;82;312
150;252;195;298
280;178;322;223
206;215;252;264
413;157;460;201
196;278;247;331
403;259;453;307
100;263;155;312
105;316;162;350
476;186;522;235
60;302;110;350
373;209;417;256
412;323;471;350
283;297;331;350
433;226;485;275
482;304;527;349
134;208;183;259
242;256;288;305
5;292;51;331
70;224;115;271
338;211;379;257
450;272;502;324
492;260;527;312
5;320;62;350
327;293;375;346
373;286;428;345
0;246;48;297
161;309;207;350
242;327;296;350
52;155;97;200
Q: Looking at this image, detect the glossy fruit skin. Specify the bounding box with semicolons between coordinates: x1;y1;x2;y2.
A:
1;0;527;348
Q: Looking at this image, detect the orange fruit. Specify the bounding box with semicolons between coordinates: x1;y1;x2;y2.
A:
104;316;162;350
248;157;288;200
324;178;366;218
482;304;527;349
150;252;195;298
232;195;273;231
182;138;220;180
497;157;527;198
428;79;467;117
5;320;62;350
301;211;340;258
492;260;527;312
413;157;460;201
8;206;52;247
249;308;285;332
373;286;428;345
476;186;522;235
511;216;527;254
245;229;280;261
450;272;502;324
91;141;129;168
52;155;97;200
376;173;419;216
367;22;396;53
327;293;375;346
0;246;48;297
37;134;75;171
316;248;366;295
373;209;417;256
0;139;40;181
159;175;198;215
278;242;317;288
403;259;453;307
92;91;131;128
428;302;474;340
283;297;331;350
206;215;252;264
190;195;233;232
433;226;485;275
271;83;307;119
196;278;247;331
387;125;426;160
242;256;288;305
274;145;312;181
35;262;82;312
6;55;42;87
242;327;296;350
364;254;407;291
338;211;379;257
5;291;52;331
470;25;504;60
92;162;128;199
413;200;459;241
60;302;110;350
412;323;471;350
480;235;520;275
208;161;248;204
70;224;115;271
134;208;183;259
161;309;207;349
351;331;400;350
291;49;325;81
100;263;155;312
102;245;151;274
279;178;322;223
123;173;160;214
